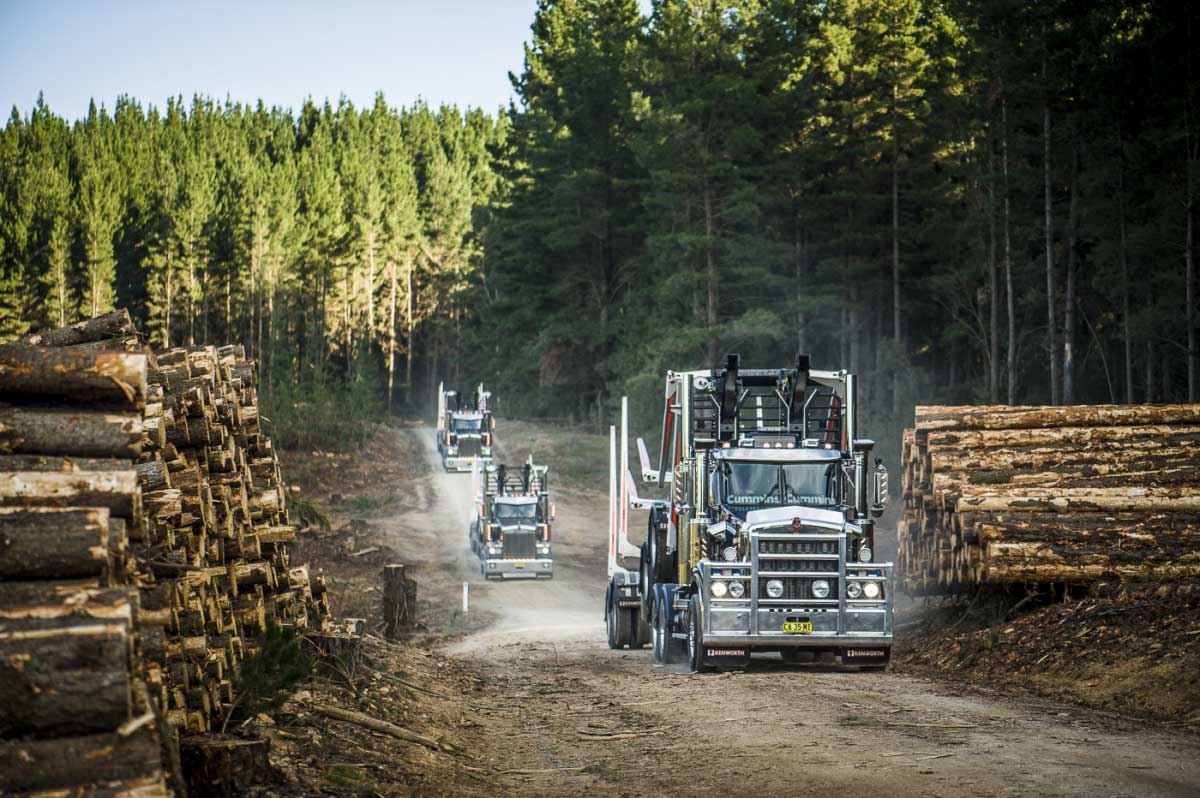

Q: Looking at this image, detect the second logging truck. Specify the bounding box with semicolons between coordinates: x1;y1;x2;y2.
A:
436;382;494;472
604;354;893;671
470;457;555;579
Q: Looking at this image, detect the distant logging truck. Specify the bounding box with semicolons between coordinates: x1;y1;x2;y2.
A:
436;382;494;472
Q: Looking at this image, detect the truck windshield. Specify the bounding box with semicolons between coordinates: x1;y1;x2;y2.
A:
452;417;483;433
494;502;538;523
720;460;838;514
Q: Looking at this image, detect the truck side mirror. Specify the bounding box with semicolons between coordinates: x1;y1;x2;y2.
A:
550;503;556;521
870;461;888;517
490;416;496;430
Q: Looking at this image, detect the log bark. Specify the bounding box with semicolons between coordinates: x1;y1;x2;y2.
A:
0;453;135;472
915;404;1200;434
0;404;144;458
0;727;164;792
0;346;147;406
0;623;133;736
0;506;111;579
0;470;140;519
17;308;135;348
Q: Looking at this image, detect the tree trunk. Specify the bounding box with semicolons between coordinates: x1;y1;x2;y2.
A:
0;347;147;406
387;258;397;410
1001;93;1016;403
0;506;112;580
0;469;141;519
1063;138;1078;404
892;83;903;413
0;405;144;458
703;178;718;364
1118;124;1135;403
1042;54;1059;405
0;728;164;793
987;105;1000;404
405;258;414;395
20;309;134;348
0;623;133;736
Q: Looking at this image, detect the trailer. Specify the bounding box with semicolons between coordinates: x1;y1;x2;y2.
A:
436;382;494;472
603;353;892;671
470;456;555;579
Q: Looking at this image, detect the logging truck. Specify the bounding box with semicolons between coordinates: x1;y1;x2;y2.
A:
604;354;893;671
469;457;554;579
436;382;494;472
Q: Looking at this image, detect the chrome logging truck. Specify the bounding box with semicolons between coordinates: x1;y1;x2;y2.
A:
470;457;555;579
604;354;892;671
436;382;494;472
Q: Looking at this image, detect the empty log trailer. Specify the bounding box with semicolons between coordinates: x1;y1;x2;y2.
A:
604;354;893;671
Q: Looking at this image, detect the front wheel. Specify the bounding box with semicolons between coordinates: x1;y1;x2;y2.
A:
654;596;684;664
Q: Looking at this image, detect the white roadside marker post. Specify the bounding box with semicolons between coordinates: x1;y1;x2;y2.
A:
462;581;469;615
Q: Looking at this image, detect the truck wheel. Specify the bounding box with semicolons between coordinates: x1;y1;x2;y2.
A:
606;602;620;649
687;594;710;673
655;598;684;664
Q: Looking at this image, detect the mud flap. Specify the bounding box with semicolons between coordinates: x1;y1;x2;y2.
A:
702;647;751;668
841;647;891;667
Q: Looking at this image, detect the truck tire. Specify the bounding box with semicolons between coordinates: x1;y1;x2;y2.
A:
687;594;710;673
606;589;631;649
606;597;621;650
653;597;684;664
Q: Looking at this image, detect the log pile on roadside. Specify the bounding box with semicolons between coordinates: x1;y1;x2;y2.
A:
898;404;1200;595
0;310;330;795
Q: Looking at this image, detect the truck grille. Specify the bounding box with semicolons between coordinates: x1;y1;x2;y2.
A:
502;530;536;559
759;539;837;556
755;534;840;602
457;437;481;457
766;576;839;601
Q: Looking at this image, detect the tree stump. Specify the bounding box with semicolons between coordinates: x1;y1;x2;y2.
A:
382;564;417;639
179;735;271;798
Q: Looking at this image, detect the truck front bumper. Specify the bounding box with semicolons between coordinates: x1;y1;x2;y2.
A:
482;558;554;578
443;455;492;472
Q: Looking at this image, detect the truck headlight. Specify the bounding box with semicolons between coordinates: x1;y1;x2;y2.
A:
811;579;830;599
766;579;784;598
863;581;881;599
728;580;745;598
846;581;863;599
487;546;498;556
710;580;728;598
482;447;492;455
858;545;872;563
447;447;458;455
722;546;738;562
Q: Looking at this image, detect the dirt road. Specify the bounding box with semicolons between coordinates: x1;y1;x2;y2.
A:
400;427;1200;797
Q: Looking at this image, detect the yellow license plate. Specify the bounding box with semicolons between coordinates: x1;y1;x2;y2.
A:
513;562;525;569
782;621;813;634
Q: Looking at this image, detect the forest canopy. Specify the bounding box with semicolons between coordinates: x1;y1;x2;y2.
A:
1;0;1197;456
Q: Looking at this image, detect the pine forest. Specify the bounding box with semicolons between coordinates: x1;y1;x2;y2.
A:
2;0;1198;462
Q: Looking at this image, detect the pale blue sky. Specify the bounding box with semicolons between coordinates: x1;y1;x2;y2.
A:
0;0;562;119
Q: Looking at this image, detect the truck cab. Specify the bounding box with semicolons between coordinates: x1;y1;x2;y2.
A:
470;459;554;579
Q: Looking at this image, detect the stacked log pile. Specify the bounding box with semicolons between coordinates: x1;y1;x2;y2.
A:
898;404;1200;595
1;310;330;794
